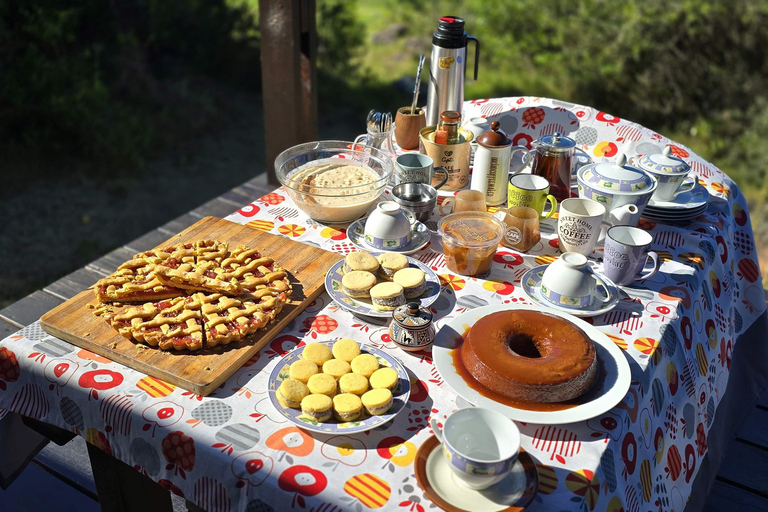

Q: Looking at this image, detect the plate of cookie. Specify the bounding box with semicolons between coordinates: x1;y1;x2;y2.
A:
325;251;441;318
268;339;411;434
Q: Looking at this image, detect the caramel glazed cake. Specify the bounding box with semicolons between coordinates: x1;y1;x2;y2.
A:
92;240;292;351
461;310;598;403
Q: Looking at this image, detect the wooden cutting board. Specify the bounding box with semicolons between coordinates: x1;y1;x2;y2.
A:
40;216;342;396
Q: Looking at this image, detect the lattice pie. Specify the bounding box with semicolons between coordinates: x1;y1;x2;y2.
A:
94;240;292;351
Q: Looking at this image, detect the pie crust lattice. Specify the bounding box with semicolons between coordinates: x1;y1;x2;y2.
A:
93;240;292;351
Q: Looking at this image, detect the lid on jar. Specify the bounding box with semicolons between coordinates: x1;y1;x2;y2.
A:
393;301;433;328
535;132;576;152
440;110;462;124
477;120;511;148
438;211;505;247
636;146;690;174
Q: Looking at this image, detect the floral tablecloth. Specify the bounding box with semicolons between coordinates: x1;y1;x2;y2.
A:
0;97;765;512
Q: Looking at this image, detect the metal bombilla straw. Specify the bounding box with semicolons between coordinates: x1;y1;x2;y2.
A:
411;54;425;115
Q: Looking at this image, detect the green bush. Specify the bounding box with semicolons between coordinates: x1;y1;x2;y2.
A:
0;0;260;170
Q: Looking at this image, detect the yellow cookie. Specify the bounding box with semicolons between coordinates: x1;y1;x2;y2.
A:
303;343;333;365
351;353;379;378
333;393;363;422
289;359;319;383
339;373;369;396
307;373;337;397
332;339;361;362
322;359;352;379
361;388;393;416
369;367;398;392
301;394;333;422
276;379;309;409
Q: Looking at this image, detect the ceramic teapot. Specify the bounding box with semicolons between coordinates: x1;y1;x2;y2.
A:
576;154;657;227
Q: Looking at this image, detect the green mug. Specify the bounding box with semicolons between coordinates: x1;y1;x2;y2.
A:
508;174;557;219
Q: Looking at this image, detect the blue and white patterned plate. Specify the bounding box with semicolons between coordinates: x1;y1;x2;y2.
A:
325;255;441;318
347;218;431;255
521;265;620;317
268;341;411;434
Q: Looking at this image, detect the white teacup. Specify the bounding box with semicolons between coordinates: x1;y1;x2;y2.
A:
430;408;520;490
364;201;412;250
541;252;610;309
650;172;698;202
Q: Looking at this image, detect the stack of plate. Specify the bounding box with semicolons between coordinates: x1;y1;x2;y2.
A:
641;183;709;223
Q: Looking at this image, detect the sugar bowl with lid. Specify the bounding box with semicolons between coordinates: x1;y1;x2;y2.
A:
390;302;435;351
631;146;698;201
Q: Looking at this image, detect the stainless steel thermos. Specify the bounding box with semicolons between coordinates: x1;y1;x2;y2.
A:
426;16;480;127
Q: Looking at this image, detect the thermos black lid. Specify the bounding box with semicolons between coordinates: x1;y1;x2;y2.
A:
433;16;467;48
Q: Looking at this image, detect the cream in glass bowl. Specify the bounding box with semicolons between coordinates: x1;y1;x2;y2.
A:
275;141;393;223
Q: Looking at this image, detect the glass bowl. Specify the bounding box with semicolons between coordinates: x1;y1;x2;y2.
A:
275;141;394;223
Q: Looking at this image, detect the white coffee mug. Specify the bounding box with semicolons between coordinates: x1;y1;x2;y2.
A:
430;408;520;490
558;198;607;256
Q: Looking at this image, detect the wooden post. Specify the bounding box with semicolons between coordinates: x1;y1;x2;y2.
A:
259;0;318;185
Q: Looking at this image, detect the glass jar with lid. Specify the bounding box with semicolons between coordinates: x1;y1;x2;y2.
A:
437;110;462;144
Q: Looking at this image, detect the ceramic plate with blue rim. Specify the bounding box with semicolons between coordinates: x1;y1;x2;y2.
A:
325;255;441;318
268;341;411;434
647;182;709;210
520;265;620;317
347;218;431;255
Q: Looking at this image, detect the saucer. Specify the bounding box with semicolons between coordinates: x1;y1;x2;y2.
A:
348;218;431;255
521;265;620;317
647;182;709;210
643;204;707;217
414;435;538;512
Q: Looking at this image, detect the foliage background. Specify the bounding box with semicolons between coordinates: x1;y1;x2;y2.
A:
2;0;767;307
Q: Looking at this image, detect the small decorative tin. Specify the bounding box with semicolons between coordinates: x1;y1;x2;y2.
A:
390;302;435;352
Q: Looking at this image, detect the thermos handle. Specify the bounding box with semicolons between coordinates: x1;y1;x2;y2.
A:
467;36;480;80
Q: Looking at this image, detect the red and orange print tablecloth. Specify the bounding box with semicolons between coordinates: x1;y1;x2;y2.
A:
0;97;764;512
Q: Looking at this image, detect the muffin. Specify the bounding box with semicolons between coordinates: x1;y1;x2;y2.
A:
341;271;378;298
301;394;333;422
332;339;361;362
303;343;333;365
377;253;409;280
361;388;394;416
345;252;380;274
276;379;309;409
351;354;379;378
323;359;352;379
339;373;369;396
307;373;338;397
370;282;406;311
393;268;427;299
369;367;399;392
332;393;364;422
289;360;319;383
